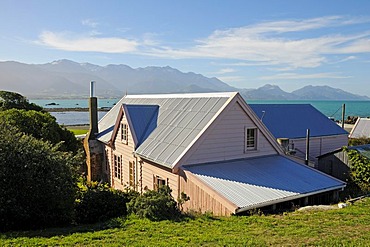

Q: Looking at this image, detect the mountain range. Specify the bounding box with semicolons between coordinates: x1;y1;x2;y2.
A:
0;59;368;100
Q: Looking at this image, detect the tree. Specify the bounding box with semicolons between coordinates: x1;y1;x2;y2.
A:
0;122;80;231
0;109;79;153
0;91;43;111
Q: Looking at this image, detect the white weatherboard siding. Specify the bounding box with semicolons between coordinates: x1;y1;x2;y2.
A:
185;101;278;165
290;134;348;162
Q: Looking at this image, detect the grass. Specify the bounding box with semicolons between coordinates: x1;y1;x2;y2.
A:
65;126;89;135
1;198;369;246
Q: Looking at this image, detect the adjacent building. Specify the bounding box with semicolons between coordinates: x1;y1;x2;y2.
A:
349;117;370;139
250;104;349;165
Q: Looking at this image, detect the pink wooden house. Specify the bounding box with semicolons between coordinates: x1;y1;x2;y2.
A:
85;91;345;215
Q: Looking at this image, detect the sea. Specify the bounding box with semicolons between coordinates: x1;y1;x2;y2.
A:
30;98;370;126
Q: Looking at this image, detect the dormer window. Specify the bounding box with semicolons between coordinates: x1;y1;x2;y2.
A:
121;122;128;144
245;127;257;151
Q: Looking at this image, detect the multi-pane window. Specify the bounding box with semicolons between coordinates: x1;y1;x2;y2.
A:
114;154;122;179
245;127;257;151
153;175;166;191
121;123;128;144
105;150;109;172
129;161;135;187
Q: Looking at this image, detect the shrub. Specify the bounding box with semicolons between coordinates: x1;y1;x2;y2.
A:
0;123;79;231
0;109;80;153
127;186;181;221
349;137;370;147
346;148;370;193
74;180;138;224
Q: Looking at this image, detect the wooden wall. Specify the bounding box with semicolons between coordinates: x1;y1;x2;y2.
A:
179;170;236;216
289;134;348;164
184;101;277;165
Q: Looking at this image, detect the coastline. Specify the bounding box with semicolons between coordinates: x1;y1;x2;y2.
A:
45;108;110;112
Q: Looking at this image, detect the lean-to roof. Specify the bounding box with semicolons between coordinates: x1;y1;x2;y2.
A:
184;155;346;213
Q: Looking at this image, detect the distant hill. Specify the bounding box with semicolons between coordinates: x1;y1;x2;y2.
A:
240;84;369;100
291;85;369;100
0;59;368;100
0;60;235;98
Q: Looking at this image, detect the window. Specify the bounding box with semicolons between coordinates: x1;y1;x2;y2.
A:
153;175;166;190
129;161;135;187
114;154;122;179
105;150;109;172
245;127;257;151
121;123;128;144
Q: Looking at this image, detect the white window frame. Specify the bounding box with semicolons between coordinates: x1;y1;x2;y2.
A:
245;127;257;151
114;154;122;180
121;122;128;144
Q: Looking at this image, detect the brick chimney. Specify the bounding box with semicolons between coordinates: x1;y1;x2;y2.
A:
84;81;103;182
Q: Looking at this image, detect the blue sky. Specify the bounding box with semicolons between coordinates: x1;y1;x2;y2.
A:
1;0;370;96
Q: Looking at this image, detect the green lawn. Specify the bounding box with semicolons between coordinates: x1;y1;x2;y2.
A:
1;198;370;246
67;128;89;135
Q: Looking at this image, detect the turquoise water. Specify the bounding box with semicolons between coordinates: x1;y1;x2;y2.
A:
30;99;370;125
246;100;370;119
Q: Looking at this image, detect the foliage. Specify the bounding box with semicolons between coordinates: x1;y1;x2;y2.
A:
0;109;79;153
177;191;190;211
349;137;370;146
74;179;139;224
0;122;79;231
127;185;181;221
345;148;370;192
1;198;370;246
0;91;43;111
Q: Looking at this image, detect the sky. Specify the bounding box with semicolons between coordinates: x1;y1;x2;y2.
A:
1;0;370;96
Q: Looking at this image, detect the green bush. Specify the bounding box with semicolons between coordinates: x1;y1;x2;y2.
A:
127;186;181;221
346;148;370;192
0;109;80;153
349;137;370;146
0;122;79;231
74;180;138;224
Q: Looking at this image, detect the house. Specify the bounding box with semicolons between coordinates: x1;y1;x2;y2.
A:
349;117;370;139
85;90;345;215
249;104;348;165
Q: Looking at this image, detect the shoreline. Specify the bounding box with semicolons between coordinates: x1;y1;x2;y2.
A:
45;108;110;112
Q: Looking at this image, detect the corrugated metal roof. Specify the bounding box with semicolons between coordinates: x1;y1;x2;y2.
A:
97;92;235;168
349;118;370;138
250;104;348;139
349;144;370;159
184;155;345;212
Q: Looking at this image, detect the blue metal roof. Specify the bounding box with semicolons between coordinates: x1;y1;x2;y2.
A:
250;104;348;139
184;155;345;212
125;104;159;147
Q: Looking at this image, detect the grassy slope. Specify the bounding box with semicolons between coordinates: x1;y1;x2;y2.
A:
1;198;369;246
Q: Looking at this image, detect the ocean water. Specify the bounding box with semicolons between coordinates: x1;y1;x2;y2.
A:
30;98;370;125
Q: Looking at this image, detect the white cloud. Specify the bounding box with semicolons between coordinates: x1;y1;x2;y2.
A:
82;19;99;28
214;68;236;74
217;75;245;82
38;31;138;53
146;16;370;69
259;72;351;80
